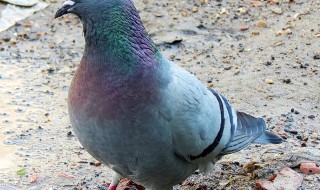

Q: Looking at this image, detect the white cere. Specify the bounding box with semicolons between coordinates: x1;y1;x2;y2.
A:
63;0;75;6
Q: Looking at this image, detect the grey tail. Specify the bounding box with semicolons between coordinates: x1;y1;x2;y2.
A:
221;112;282;155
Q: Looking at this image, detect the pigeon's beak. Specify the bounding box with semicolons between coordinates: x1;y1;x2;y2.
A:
55;0;76;18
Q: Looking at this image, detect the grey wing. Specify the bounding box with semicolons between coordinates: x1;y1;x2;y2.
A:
158;60;236;163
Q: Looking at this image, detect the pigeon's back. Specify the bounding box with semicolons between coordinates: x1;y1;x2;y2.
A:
159;58;235;162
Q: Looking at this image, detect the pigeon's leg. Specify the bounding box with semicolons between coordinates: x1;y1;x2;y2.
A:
107;172;123;190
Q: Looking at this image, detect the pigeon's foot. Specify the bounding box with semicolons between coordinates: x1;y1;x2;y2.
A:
107;172;123;190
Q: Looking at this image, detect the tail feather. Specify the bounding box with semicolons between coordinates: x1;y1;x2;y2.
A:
221;112;282;155
253;131;283;144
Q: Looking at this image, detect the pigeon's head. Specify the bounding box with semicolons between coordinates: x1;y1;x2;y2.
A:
55;0;79;19
55;0;123;19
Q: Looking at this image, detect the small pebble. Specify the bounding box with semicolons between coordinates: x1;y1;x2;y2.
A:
240;26;249;31
10;39;17;45
300;162;320;174
276;30;283;36
265;79;274;84
23;23;32;28
264;61;272;66
192;7;198;13
272;7;283;14
65;18;71;23
293;13;301;19
154;13;164;17
49;44;55;49
257;21;267;27
237;8;249;14
301;142;307;147
219;8;229;15
312;132;318;139
224;66;232;70
284;129;298;135
285;28;293;35
308;115;315;119
251;1;264;7
252;30;260;35
283;79;291;84
94;161;101;166
271;0;280;4
73;20;79;26
300;63;309;69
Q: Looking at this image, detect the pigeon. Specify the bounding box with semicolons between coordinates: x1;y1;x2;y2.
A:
55;0;283;189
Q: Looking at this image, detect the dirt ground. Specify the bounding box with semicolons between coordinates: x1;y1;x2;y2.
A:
0;0;319;189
